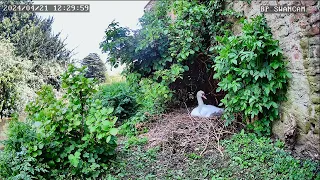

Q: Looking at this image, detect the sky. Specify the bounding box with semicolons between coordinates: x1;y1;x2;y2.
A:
37;1;149;75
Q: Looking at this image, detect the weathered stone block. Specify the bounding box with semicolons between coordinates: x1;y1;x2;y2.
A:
310;13;320;25
309;26;320;36
301;0;317;6
309;45;320;58
309;36;320;45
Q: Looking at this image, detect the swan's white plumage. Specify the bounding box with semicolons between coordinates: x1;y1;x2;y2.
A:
190;90;224;118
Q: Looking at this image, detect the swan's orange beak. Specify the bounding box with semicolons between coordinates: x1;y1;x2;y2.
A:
202;94;207;99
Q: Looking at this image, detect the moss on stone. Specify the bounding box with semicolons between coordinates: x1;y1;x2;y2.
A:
307;76;320;93
300;38;309;61
315;104;320;113
305;121;311;133
311;95;320;104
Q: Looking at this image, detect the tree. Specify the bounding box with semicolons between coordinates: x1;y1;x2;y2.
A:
81;53;107;83
0;0;72;63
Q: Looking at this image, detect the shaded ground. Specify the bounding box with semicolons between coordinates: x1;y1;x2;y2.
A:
106;109;244;179
105;109;319;180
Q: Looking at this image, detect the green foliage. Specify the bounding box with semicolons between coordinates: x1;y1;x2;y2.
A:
187;153;202;160
118;111;147;137
136;78;172;113
0;41;31;118
0;65;119;179
218;131;319;179
100;0;171;76
213;15;291;135
0;120;49;179
94;82;138;123
104;132;319;179
81;53;107;83
0;4;72;63
123;136;148;149
105;144;159;180
100;0;238;106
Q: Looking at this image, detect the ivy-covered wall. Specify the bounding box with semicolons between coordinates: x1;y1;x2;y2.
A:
229;0;319;160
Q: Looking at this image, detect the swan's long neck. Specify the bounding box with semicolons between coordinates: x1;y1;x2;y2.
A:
197;95;204;106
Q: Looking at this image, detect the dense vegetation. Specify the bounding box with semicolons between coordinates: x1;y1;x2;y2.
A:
100;0;290;135
104;132;319;179
0;0;70;118
1;66;118;179
214;16;291;135
0;0;318;179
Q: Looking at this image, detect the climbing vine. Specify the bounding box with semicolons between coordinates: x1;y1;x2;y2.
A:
213;16;291;135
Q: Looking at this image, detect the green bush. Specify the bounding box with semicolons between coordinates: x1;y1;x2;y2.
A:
125;73;173;114
214;15;291;135
0;65;119;179
0;120;49;180
0;40;31;118
94;82;138;124
217;131;320;179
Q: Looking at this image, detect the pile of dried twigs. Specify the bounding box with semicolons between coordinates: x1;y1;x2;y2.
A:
140;109;244;158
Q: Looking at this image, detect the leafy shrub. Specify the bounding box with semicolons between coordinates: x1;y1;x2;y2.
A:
0;40;32;118
126;73;173;114
137;78;172;113
213;15;291;135
0;120;49;179
94;82;138;124
0;65;119;179
218;131;320;179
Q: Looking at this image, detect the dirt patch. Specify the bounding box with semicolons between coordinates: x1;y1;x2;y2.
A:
140;109;244;157
0;118;11;150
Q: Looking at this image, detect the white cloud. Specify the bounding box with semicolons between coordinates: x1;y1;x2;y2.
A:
37;1;148;75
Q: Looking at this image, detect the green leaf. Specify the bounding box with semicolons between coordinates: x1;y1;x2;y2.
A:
187;37;192;42
102;121;112;130
110;128;118;136
106;136;112;143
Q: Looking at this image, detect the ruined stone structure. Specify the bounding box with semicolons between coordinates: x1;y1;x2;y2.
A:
229;0;319;160
145;0;320;159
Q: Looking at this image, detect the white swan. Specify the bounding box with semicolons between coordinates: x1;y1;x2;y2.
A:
190;90;224;118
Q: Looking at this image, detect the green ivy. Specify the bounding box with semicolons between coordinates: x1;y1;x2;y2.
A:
213;15;291;135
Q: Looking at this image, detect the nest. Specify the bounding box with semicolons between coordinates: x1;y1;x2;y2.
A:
140;109;244;158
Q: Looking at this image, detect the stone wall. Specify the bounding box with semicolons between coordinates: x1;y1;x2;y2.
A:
228;0;320;160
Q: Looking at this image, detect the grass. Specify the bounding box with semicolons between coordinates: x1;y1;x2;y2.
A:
104;130;320;180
